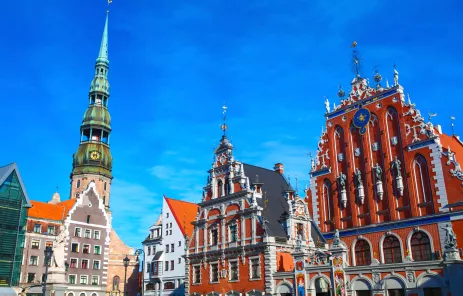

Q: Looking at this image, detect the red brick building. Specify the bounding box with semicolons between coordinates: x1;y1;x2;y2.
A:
185;109;325;296
304;60;463;295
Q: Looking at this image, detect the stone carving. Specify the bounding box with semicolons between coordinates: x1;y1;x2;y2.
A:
373;163;384;201
407;272;415;283
332;229;341;247
442;224;457;249
446;147;463;182
338;173;347;208
393;66;399;86
391;156;404;196
325;97;330;113
355;168;365;204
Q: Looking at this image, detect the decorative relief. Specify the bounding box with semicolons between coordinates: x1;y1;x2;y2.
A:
445;146;463;182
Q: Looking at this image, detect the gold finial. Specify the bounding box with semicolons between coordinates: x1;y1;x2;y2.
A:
351;41;357;48
220;104;228;135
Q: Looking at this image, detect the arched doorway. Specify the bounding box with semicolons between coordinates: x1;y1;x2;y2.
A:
315;278;330;296
351;278;371;296
277;283;292;296
384;277;405;296
419;275;443;296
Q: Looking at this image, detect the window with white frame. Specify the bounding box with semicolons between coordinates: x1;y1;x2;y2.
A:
70;258;78;268
94;245;101;255
229;260;239;281
74;227;81;237
71;243;79;252
81;259;89;269
93;260;101;270
193;265;201;284
31;240;40;249
210;226;219;246
166;244;169;253
80;275;88;285
229;223;238;242
250;257;260;279
48;225;55;235
69;274;76;284
210;263;219;283
94;230;101;240
171;243;174;252
91;275;99;285
34;224;41;233
84;229;91;238
29;256;38;266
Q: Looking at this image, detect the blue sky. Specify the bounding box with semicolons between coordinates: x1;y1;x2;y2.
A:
1;0;462;247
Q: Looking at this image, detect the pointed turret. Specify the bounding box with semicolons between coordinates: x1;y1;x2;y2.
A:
70;12;113;209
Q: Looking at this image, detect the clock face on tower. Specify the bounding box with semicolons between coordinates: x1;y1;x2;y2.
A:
90;150;101;161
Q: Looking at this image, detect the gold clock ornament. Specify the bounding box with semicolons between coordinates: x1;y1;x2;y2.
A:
90;150;101;160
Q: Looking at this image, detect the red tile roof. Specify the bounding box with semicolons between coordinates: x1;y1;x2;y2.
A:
28;199;76;221
164;196;199;237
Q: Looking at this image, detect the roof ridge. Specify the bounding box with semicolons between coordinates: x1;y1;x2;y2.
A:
164;196;198;205
243;163;277;172
0;162;15;169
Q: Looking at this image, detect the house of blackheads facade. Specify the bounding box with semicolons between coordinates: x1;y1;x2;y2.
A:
185;61;463;296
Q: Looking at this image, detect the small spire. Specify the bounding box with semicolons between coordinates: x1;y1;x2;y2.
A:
351;41;362;77
451;116;456;135
96;12;109;65
220;104;228;136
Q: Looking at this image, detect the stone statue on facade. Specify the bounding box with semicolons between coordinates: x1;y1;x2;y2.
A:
391;156;402;177
332;229;341;247
355;168;363;186
325;97;330;113
393;66;399;86
443;224;457;249
375;163;382;180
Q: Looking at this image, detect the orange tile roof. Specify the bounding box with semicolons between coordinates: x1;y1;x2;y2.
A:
164;196;199;237
28;199;76;221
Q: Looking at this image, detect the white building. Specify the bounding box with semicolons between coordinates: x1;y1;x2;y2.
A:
143;196;198;296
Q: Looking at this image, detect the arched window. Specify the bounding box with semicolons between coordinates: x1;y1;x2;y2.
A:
164;282;175;290
355;239;371;266
413;155;433;205
411;231;432;261
322;179;333;226
112;276;120;291
217;180;223;197
383;236;402;264
68;293;74;296
79;293;86;296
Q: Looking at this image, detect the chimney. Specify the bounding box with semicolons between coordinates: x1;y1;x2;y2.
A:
435;124;442;134
273;163;284;174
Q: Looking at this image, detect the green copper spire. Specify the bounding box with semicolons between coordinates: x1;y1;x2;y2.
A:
96;12;109;65
71;12;113;180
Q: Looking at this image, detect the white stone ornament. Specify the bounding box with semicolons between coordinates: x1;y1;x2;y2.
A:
372;142;379;152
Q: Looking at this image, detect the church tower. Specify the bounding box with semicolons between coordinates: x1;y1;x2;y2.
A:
70;12;112;208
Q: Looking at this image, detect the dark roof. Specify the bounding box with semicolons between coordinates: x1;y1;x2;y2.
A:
153;251;163;260
244;164;325;244
0;162;31;207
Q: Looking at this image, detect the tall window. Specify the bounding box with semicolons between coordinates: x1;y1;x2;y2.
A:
383;235;402;264
251;258;260;279
193;266;201;283
70;258;77;268
31;240;40;249
94;230;100;240
74;227;81;237
30;256;38;266
411;232;432;261
218;180;223;197
413;155;433;206
229;261;238;281
322;179;333;227
27;273;35;283
296;223;304;239
229;224;238;242
211;263;219;282
211;228;219;246
112;276;120;291
80;276;88;285
354;239;371;266
69;275;76;284
94;245;101;255
81;259;89;269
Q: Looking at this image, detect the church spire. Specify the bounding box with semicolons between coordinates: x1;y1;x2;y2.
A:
96;12;109;65
70;12;114;207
